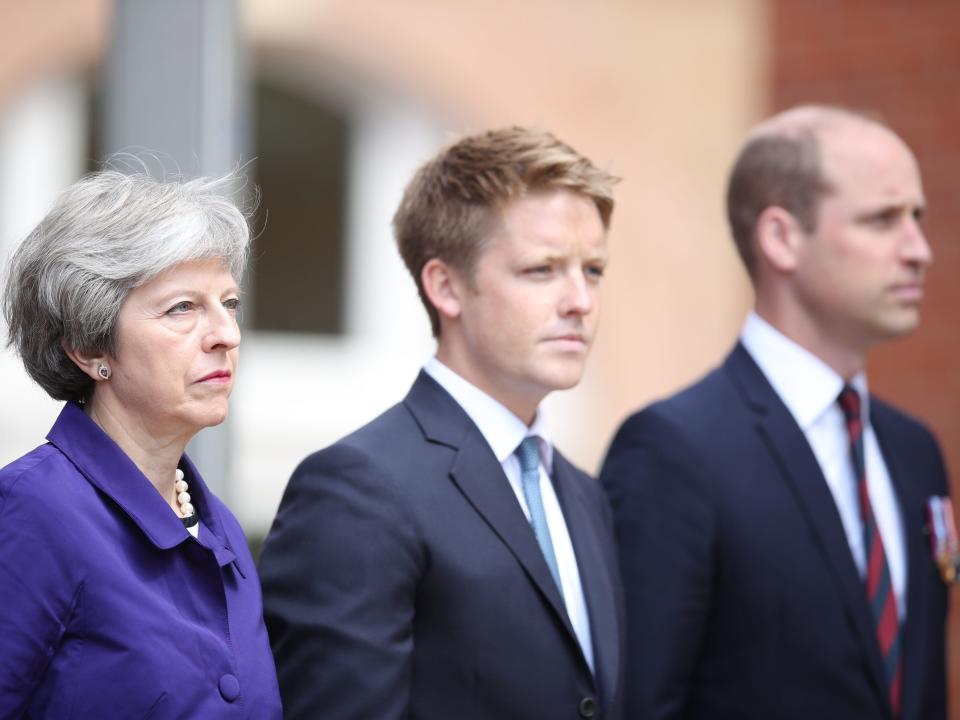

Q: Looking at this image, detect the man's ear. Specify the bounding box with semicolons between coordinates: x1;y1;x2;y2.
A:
421;258;466;323
755;205;807;274
62;341;110;382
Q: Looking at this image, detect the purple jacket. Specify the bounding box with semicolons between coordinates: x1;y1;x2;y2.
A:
0;403;282;719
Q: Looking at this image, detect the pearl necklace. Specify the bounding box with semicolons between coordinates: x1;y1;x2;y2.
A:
175;468;199;528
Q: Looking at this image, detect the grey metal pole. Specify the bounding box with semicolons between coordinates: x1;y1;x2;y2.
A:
101;0;248;499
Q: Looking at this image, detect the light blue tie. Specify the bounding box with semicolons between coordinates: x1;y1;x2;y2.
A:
515;436;563;596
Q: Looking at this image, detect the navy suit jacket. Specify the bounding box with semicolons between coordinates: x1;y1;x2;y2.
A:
600;343;949;720
259;372;624;719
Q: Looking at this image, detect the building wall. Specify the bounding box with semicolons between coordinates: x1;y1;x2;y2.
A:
0;2;107;468
0;0;107;113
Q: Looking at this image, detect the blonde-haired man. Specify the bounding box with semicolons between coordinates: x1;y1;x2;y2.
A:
261;127;623;720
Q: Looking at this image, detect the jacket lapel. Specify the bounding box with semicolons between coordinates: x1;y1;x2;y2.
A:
47;402;192;549
725;344;889;710
403;373;580;649
553;454;620;705
46;403;237;566
871;408;926;720
448;431;577;638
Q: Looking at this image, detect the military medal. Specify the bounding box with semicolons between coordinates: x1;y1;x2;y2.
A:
925;496;960;584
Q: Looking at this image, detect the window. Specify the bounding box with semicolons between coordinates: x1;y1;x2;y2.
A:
250;80;348;334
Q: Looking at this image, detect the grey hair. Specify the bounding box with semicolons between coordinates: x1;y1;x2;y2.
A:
2;168;252;403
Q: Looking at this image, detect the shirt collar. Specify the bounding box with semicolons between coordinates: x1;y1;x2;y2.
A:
423;357;554;472
46;402;226;550
740;311;870;429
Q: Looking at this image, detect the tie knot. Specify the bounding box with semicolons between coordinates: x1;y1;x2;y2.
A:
515;436;540;474
838;385;862;423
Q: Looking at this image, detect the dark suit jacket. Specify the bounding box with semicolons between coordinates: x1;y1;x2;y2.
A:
259;371;624;719
600;343;949;720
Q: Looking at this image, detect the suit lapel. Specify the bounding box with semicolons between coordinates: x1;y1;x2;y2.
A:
725;344;889;709
448;431;578;637
871;408;925;720
404;373;582;655
553;454;619;706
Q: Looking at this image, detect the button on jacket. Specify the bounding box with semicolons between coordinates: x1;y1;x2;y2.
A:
0;402;282;719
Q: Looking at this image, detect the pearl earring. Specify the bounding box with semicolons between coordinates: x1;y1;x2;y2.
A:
97;364;111;380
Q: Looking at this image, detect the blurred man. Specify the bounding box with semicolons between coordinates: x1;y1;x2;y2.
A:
601;106;950;720
260;127;623;719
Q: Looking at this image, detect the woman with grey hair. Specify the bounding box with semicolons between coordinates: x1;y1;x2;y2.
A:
0;170;282;719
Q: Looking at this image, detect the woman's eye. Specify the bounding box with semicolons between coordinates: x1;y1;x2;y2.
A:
167;301;193;314
223;298;242;312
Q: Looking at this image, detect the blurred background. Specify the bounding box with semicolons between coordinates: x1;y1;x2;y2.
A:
1;0;957;712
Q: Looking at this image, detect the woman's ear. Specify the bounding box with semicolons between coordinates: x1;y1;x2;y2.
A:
62;341;111;381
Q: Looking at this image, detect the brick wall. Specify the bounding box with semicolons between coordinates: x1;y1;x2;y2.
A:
770;1;960;715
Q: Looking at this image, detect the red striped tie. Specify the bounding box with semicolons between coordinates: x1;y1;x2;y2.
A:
838;386;902;717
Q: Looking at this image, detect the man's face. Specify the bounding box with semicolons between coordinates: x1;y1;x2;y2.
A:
792;121;932;354
445;189;607;422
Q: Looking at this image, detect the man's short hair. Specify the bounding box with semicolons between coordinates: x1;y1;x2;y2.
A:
393;126;618;337
725;105;885;279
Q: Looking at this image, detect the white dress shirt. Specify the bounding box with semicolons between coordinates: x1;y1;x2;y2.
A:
424;357;595;671
741;312;907;618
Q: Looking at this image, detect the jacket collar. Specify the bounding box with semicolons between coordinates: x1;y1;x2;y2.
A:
46;402;232;562
422;358;554;471
740;311;870;430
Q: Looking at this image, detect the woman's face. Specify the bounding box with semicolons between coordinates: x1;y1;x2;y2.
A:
101;258;241;439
